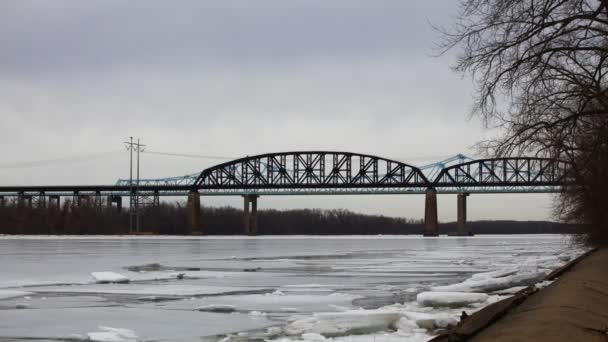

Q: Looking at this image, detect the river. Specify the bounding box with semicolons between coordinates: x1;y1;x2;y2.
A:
0;235;578;342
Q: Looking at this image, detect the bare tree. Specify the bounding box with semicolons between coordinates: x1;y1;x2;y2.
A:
438;0;608;244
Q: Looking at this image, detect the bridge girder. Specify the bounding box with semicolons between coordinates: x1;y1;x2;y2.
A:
0;154;572;196
432;157;572;189
194;151;430;190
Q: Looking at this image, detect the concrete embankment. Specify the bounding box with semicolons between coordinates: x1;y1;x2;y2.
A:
431;248;608;342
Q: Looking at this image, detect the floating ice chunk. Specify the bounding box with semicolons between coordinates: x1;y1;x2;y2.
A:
197;304;236;313
301;332;326;340
136;295;177;302
91;272;130;284
284;310;400;337
0;290;32;300
402;312;459;330
534;280;554;289
394;316;418;331
416;291;488;308
432;271;546;293
86;326;138;342
470;268;518;280
169;272;185;280
493;286;527;295
266;326;283;336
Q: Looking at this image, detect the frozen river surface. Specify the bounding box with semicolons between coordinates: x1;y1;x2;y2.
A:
0;235;579;342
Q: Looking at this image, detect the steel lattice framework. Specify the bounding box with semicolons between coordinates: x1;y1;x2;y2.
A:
193;152;430;190
433;158;571;192
0;152;573;197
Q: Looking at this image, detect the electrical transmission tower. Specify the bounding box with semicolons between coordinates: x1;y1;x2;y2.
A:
124;137;145;233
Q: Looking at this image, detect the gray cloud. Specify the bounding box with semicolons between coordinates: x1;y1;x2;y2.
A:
0;1;454;74
0;1;554;221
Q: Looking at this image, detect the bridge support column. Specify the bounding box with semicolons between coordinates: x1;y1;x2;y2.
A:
25;195;33;208
153;190;160;207
94;191;102;211
106;196;122;212
37;192;46;209
49;195;61;209
456;193;471;236
243;195;259;235
0;196;4;208
115;196;122;212
187;191;202;234
424;188;439;236
17;193;25;208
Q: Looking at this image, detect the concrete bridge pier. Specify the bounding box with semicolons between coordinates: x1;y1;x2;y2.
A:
0;195;4;207
72;192;80;208
424;188;439;236
94;191;102;210
49;195;61;209
187;190;202;234
153;190;160;207
37;191;47;208
456;193;471;235
23;195;33;208
106;196;122;212
243;195;259;235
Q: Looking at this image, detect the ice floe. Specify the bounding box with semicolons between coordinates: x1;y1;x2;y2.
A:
91;272;130;284
416;291;489;307
197;304;237;313
86;326;138;342
0;289;32;300
284;310;401;337
400;311;458;330
431;270;546;292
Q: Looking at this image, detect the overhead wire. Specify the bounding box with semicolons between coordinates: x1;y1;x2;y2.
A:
0;150;122;169
142;151;235;160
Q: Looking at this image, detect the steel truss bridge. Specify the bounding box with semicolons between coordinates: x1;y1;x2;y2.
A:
0;152;567;197
0;151;571;236
101;152;565;196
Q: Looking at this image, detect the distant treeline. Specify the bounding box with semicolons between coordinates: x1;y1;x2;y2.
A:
0;199;575;235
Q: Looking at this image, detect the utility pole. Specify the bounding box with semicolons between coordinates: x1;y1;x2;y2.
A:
136;138;145;232
124;137;145;234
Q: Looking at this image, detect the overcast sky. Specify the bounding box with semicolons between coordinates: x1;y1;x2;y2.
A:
0;1;556;221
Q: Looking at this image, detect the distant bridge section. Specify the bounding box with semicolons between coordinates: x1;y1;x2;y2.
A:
0;151;572;236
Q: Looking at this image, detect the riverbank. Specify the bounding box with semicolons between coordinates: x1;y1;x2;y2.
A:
432;248;608;341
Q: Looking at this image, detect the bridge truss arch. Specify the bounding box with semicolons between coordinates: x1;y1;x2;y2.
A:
431;157;572;193
193;151;430;193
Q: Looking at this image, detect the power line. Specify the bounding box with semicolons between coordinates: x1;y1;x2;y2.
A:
0;150;122;169
142;150;234;160
144;151;461;163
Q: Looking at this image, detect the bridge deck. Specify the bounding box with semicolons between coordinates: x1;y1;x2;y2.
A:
0;185;561;196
